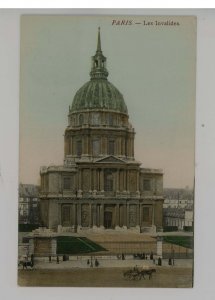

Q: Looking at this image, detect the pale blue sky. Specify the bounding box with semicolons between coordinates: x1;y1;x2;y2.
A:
19;15;196;188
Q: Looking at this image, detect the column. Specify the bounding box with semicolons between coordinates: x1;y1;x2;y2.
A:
136;171;139;191
89;204;92;227
104;137;107;155
116;169;119;191
93;169;97;190
152;201;155;225
85;135;89;155
101;136;105;155
51;239;57;256
70;137;73;155
119;137;121;155
123;204;127;226
136;204;140;226
115;204;120;227
157;236;163;258
77;203;81;226
100;204;104;227
92;204;97;226
139;204;142;228
97;169;100;191
72;203;76;226
126;170;129;191
100;169;104;191
121;138;124;156
97;205;100;227
123;169;126;190
78;170;82;190
91;168;93;190
127;203;130;228
58;203;62;226
129;138;132;157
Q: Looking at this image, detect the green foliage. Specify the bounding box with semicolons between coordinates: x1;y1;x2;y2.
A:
163;236;193;249
56;236;106;255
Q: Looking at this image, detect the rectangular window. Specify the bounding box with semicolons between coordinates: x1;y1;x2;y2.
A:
143;179;151;191
62;205;71;226
142;207;150;222
76;140;82;157
63;177;71;190
108;140;115;155
104;172;113;191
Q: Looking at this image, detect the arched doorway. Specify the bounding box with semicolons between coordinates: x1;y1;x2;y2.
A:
104;211;112;229
104;205;116;229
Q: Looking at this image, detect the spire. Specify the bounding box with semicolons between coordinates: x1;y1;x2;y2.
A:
90;28;109;80
97;27;102;52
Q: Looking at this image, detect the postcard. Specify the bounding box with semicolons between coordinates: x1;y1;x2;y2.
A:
18;15;196;287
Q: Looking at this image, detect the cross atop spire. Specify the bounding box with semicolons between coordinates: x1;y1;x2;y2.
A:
97;27;102;52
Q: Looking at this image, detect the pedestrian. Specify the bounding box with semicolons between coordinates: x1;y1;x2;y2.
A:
31;254;34;267
90;256;93;267
168;258;172;266
150;252;154;260
95;258;99;267
87;259;90;265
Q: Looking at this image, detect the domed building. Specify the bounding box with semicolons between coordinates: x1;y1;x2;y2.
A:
39;28;164;234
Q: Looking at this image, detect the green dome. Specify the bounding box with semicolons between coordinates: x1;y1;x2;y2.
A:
71;79;128;114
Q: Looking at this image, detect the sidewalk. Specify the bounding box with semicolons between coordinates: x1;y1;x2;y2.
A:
24;256;192;270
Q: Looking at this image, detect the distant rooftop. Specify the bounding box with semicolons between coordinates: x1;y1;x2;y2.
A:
19;184;39;197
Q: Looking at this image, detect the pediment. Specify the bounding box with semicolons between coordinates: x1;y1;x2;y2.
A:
95;156;126;164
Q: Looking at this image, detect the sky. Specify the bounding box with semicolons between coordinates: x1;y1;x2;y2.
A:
19;15;196;188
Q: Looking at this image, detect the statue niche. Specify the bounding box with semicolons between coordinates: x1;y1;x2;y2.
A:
81;204;90;227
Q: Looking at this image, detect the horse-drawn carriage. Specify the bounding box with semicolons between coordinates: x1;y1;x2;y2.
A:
18;255;34;270
123;267;156;280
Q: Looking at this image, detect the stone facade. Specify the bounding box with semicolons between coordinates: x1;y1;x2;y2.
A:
40;28;164;234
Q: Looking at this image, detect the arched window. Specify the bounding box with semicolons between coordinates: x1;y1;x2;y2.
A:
122;116;126;126
108;140;115;155
79;114;84;125
76;140;82;157
70;116;75;126
91;113;100;126
109;113;113;126
92;139;100;156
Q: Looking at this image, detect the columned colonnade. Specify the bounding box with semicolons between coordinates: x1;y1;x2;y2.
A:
60;201;155;229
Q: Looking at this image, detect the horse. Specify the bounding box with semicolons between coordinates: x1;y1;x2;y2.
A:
19;260;34;270
140;268;156;280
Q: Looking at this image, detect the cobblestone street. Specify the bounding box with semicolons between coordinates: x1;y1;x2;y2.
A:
18;266;193;287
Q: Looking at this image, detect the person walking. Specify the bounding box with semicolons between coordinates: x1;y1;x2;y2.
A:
95;258;99;267
158;257;162;266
